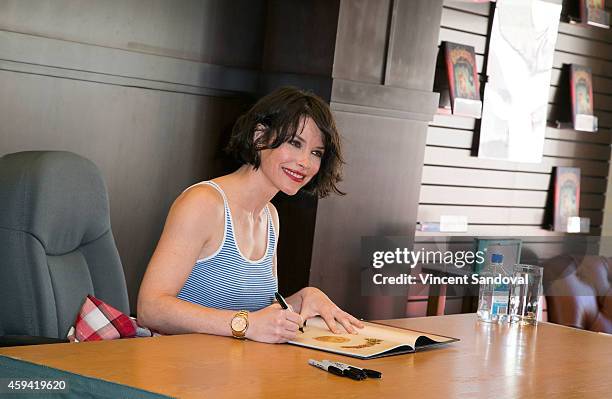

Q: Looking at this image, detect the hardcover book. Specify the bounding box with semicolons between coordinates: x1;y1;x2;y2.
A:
554;167;581;232
443;41;482;118
570;64;596;131
580;0;610;28
289;317;458;359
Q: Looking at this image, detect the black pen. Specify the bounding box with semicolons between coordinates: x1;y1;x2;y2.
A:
321;360;366;380
274;291;304;333
308;359;349;379
324;360;382;379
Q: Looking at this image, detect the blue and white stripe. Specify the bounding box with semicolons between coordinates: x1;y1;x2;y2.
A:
177;181;278;312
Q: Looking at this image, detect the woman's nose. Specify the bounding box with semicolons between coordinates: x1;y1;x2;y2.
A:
297;151;310;169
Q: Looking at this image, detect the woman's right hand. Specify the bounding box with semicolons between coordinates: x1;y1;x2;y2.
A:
245;303;303;343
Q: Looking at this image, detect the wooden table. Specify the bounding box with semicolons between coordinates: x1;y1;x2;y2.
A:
1;314;610;398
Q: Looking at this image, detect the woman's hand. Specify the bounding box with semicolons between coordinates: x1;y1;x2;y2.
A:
245;303;303;343
298;287;364;334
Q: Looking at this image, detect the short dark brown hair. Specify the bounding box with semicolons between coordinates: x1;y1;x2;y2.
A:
226;86;344;198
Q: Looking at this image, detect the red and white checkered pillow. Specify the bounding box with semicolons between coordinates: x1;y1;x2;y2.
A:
67;295;158;342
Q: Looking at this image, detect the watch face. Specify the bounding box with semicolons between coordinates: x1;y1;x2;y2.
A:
232;316;247;332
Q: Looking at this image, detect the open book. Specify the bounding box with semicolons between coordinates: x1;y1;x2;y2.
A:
289;317;459;359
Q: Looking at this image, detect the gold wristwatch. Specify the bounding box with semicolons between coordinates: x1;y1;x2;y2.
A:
230;310;249;339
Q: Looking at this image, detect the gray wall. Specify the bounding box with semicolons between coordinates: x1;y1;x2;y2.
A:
0;0;266;312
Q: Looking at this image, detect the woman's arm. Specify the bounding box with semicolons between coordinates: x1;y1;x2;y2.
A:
137;186;301;343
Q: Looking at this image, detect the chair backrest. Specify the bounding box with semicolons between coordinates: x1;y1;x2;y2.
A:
544;255;611;333
0;151;129;339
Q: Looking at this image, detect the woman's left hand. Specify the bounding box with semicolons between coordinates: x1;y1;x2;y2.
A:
298;287;364;334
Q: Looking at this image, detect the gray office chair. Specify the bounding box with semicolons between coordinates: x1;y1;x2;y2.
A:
0;151;130;345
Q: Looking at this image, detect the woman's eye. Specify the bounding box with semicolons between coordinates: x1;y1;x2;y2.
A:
290;140;301;148
312;150;323;158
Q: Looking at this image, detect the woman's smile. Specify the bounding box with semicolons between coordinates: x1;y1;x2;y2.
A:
282;167;306;182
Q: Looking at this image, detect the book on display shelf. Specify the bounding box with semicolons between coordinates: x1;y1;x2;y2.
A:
553;167;581;232
580;0;610;28
443;41;482;118
570;64;597;132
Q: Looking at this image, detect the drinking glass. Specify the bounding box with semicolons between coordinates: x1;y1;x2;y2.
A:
507;264;543;325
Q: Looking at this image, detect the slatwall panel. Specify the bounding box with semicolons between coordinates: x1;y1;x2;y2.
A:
407;0;612;317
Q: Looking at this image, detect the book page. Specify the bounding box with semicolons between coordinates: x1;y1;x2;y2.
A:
290;317;454;358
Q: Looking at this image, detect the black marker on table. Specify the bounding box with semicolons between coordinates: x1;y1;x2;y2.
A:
323;360;382;379
321;360;366;380
274;291;304;333
308;359;351;379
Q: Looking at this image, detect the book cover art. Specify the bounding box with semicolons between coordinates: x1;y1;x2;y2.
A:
289;317;458;359
554;167;581;232
570;64;596;131
580;0;610;28
444;42;480;104
570;64;594;116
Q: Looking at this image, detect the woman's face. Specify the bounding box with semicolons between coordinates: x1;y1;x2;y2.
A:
259;117;325;195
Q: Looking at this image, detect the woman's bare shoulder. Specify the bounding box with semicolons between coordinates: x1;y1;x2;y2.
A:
167;183;225;229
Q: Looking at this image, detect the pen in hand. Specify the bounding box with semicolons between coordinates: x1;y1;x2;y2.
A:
274;291;304;333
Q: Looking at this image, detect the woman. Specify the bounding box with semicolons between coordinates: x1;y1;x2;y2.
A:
137;87;363;343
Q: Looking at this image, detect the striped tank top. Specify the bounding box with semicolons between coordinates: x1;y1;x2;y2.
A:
177;181;278;312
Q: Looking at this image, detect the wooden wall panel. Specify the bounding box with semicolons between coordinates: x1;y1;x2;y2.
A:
549;85;612;113
262;0;340;77
0;0;266;68
419;186;604;208
310;0;445;320
385;0;444;90
418;205;603;225
440;7;489;35
420;166;606;192
408;0;612;317
558;18;612;42
333;0;392;84
0;1;265;312
423;147;609;176
438;28;486;54
443;1;490;16
0;70;245;312
310;110;430;319
415;225;602;237
544;126;611;144
426;127;611;159
544;72;610;100
556;34;612;61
